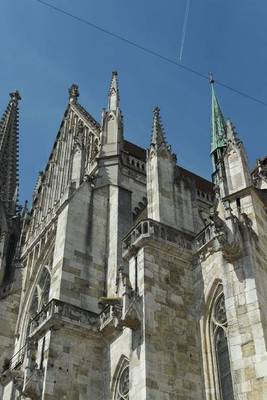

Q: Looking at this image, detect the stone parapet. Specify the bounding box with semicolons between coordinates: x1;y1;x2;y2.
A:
29;299;98;338
99;303;122;335
193;223;218;252
122;218;192;260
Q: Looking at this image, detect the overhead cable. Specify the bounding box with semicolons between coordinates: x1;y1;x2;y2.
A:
30;0;267;107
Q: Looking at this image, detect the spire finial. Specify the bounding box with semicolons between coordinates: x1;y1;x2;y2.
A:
68;84;79;103
209;72;214;85
151;106;166;147
108;71;120;110
9;90;21;102
153;106;160;116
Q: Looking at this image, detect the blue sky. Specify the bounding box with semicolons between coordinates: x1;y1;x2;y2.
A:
1;0;267;203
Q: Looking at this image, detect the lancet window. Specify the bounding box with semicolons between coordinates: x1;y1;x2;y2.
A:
28;265;51;318
114;358;129;400
211;292;234;400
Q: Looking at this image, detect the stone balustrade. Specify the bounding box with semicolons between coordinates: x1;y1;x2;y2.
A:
193;224;217;252
122;153;146;173
29;299;98;337
99;303;122;333
122;219;192;259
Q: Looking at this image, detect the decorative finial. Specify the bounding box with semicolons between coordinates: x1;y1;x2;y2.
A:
153;106;160;117
109;71;119;94
209;72;215;85
151;106;166;147
9;90;21;102
68;84;79;103
108;71;120;110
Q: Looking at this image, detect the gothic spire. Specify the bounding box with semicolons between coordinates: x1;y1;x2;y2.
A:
0;90;21;216
151;106;166;148
210;75;227;155
108;71;120;111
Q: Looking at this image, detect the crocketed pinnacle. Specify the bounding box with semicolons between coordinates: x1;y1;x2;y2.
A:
151;106;166;147
210;75;227;154
108;71;120;110
0;90;21;216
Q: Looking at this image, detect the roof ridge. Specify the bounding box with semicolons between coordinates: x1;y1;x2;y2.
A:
73;102;101;130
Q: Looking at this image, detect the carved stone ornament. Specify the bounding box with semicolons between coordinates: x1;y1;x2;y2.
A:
68;84;79;102
212;209;243;262
221;240;243;263
195;204;245;262
74;120;84;149
122;302;141;330
212;295;227;326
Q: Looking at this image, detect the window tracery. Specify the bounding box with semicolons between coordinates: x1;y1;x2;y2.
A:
28;266;51;319
114;359;129;400
38;266;51;310
211;292;234;400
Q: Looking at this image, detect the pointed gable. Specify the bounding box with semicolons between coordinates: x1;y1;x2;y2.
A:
26;85;101;244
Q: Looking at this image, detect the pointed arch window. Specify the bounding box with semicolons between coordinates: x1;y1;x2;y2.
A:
37;266;51;310
212;292;234;400
113;358;129;400
28;265;51;320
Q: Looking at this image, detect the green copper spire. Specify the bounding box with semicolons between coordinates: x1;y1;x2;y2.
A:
210;75;227;154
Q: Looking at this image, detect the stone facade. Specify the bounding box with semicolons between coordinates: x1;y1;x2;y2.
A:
0;73;267;399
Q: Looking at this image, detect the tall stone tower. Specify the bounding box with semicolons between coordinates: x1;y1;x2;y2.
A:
0;73;267;400
194;78;267;400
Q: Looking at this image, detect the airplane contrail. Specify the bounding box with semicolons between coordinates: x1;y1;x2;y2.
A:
179;0;191;63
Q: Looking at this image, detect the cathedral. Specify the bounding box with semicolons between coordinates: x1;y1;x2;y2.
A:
0;72;267;400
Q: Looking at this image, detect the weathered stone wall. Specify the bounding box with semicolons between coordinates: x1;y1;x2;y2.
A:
0;289;21;398
136;244;203;399
50;182;108;313
109;328;133;395
120;168;147;215
43;328;105;400
106;185;132;297
174;176;195;233
194;191;267;399
250;192;267;346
